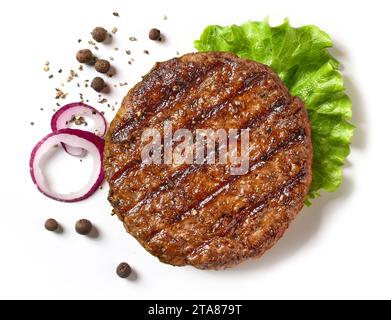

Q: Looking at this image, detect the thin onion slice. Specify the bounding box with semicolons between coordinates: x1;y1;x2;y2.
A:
29;128;105;202
51;102;107;157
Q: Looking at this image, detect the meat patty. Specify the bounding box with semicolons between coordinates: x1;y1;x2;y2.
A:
104;52;313;269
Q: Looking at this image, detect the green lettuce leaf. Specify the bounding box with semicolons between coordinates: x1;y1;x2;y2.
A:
195;18;354;202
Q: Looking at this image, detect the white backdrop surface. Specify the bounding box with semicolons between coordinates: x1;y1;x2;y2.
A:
0;0;388;299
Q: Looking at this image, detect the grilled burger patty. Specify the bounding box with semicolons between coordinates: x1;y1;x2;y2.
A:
104;52;313;269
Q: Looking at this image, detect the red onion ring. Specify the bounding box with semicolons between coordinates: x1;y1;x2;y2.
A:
51;102;107;157
29;128;105;202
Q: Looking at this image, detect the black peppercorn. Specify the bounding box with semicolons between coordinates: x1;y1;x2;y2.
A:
94;59;111;73
44;218;58;231
91;77;106;92
76;49;94;64
92;27;108;43
75;219;92;235
116;262;132;278
149;28;161;41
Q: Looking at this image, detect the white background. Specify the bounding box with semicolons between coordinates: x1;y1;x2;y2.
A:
0;0;389;299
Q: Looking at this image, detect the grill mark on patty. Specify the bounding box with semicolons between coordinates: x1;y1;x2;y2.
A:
112;61;224;142
145;128;306;243
188;166;308;258
110;72;270;184
111;159;139;183
121;96;292;217
221;166;308;236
